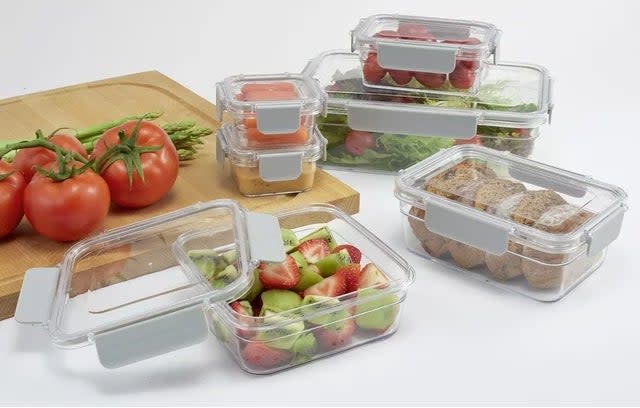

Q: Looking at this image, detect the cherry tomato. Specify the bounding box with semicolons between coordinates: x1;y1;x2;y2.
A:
24;161;110;242
13;133;88;183
345;131;376;156
91;120;179;209
414;72;446;88
362;52;386;83
0;161;26;239
455;135;481;145
388;70;413;85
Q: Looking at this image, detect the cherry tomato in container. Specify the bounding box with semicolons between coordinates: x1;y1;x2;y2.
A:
24;159;110;242
13;133;88;182
91;120;179;209
345;131;376;156
0;161;26;239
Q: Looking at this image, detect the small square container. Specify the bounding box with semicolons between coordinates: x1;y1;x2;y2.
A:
303;51;552;174
215;73;327;149
394;145;627;301
216;123;326;196
351;15;500;95
15;201;414;373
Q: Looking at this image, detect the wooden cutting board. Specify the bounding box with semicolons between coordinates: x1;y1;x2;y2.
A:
0;71;359;321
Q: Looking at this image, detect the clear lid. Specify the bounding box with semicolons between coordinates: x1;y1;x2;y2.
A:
395;145;627;256
217;123;326;166
351;15;499;73
15;200;286;366
302;51;552;136
215;73;327;135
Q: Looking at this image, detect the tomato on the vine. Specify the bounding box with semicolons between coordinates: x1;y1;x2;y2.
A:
23;159;110;242
91;120;179;209
0;161;26;239
13;133;88;182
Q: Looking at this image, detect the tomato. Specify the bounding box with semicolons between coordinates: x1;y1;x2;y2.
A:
414;72;446;88
388;70;413;85
0;161;26;239
13;133;88;182
362;52;386;83
24;161;110;242
345;131;376;156
449;63;477;90
91;120;179;209
455;135;481;145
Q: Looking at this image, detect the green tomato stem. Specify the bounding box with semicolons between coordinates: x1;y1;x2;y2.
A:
0;138;89;164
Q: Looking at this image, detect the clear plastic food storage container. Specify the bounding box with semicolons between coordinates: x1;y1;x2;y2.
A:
216;123;325;196
351;15;500;95
216;73;327;149
395;145;627;301
15;201;414;373
303;51;552;173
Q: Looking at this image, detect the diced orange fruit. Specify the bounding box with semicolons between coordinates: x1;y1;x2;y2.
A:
245;127;309;147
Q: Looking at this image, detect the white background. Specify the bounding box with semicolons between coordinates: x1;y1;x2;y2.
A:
1;0;639;405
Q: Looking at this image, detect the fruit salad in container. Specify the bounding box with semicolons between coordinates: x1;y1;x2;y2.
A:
303;51;552;173
216;123;325;197
15;200;414;373
394;145;627;301
351;15;500;95
216;73;326;149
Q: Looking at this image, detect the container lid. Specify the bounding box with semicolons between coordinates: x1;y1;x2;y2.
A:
351;15;499;74
303;50;552;138
394;145;627;257
216;123;326;182
216;73;327;135
15;200;286;368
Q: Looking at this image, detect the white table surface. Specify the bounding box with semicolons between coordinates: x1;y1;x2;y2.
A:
1;0;639;405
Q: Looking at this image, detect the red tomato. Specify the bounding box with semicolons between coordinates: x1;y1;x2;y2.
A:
362;52;386;83
455;135;481;145
388;70;413;85
345;131;376;156
414;72;446;88
0;161;26;239
91;120;179;209
24;161;110;242
13;134;88;182
449;63;477;90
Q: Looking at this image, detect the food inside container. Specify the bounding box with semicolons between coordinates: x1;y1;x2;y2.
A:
303;51;551;173
215;73;326;149
395;145;627;301
351;15;500;94
216;123;325;197
15;201;414;374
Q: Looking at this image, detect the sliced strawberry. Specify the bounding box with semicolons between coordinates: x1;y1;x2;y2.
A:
303;273;347;298
358;263;390;289
336;264;361;294
230;301;254;338
259;255;300;289
241;342;292;369
331;244;362;264
388;70;412;85
297;239;330;263
316;318;356;349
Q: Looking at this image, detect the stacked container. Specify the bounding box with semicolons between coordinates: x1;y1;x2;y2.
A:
215;73;328;196
15;201;414;373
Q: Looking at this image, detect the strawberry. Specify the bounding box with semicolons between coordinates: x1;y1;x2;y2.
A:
230;300;254;338
331;244;362;264
316;318;356;349
303;273;347;298
241;342;291;369
414;72;446;89
336;264;361;294
362;52;386;83
358;263;389;289
388;70;412;85
258;255;300;289
397;22;433;41
448;63;476;90
297;239;330;263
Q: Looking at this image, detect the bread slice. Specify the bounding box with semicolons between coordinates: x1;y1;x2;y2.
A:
408;206;450;258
